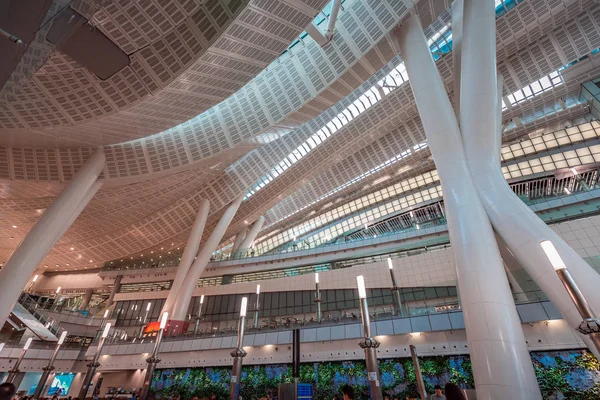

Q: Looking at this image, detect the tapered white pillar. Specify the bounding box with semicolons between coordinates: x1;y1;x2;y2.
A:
459;0;600;360
79;289;94;311
161;199;210;315
231;228;247;256
0;149;105;327
396;15;541;399
452;0;464;117
171;194;244;321
236;216;264;256
105;275;122;309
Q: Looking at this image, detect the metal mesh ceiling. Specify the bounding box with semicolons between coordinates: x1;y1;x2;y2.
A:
0;0;599;273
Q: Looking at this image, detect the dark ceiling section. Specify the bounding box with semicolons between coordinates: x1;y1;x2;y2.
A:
47;7;129;80
0;0;53;91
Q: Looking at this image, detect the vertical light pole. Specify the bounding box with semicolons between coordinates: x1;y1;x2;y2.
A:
140;302;152;338
314;273;322;323
540;240;600;349
96;309;110;341
7;337;33;383
78;323;111;400
194;295;204;335
144;302;151;323
101;309;109;327
387;258;405;316
356;276;382;400
53;287;61;311
33;331;68;399
140;312;168;400
229;297;248;400
253;285;260;329
27;274;39;293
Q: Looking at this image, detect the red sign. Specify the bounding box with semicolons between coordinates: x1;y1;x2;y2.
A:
142;320;190;336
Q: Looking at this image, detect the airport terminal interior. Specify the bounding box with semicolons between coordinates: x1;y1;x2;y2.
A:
3;0;600;399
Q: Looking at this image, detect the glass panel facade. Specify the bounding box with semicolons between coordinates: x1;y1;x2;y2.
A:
112;286;456;327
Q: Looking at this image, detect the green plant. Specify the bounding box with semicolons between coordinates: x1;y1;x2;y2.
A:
149;350;600;399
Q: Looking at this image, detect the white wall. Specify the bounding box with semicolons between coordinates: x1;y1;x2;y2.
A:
33;272;106;293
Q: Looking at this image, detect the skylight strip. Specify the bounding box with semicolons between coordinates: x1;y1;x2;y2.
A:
243;1;537;231
504;70;563;108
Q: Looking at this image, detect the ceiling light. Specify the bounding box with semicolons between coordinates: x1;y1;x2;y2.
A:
11;225;16;228
70;247;74;251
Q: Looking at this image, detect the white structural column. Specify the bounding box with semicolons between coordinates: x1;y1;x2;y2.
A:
396;15;541;399
105;275;123;309
79;289;94;311
0;149;105;327
231;228;247;256
171;194;244;321
451;0;464;117
459;0;600;359
236;216;265;256
161;199;210;315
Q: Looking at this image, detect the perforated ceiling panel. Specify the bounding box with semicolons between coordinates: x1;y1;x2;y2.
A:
0;0;413;182
0;0;598;273
0;0;324;148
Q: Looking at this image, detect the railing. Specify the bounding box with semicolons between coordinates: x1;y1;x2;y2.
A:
17;293;65;337
26;293;102;318
102;288;554;346
100;167;600;274
197;169;600;261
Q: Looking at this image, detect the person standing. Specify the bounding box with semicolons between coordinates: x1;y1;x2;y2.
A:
341;385;354;400
429;385;446;400
0;384;15;400
442;384;465;400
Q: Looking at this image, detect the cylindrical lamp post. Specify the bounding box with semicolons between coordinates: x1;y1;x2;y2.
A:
253;285;260;329
140;312;168;400
540;240;600;350
139;302;152;338
356;276;383;400
53;287;61;311
229;297;248;400
7;337;33;383
194;295;205;335
387;258;405;316
314;273;322;323
78;323;111;400
33;331;68;399
27;274;39;293
96;309;110;341
144;302;151;323
101;309;109;327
